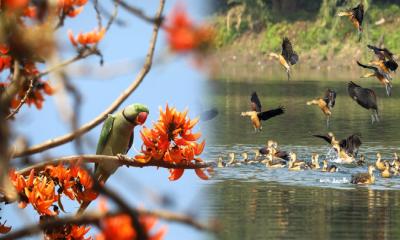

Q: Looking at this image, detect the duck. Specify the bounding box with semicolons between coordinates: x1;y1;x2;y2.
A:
265;154;286;169
356;154;366;166
307;153;321;170
253;149;262;162
313;132;360;162
226;152;241;167
217;156;226;168
241;92;285;132
351;165;376;184
393;152;399;163
259;140;289;161
381;162;391;178
322;160;338;173
375;152;386;171
357;61;392;96
288;152;307;171
241;152;258;164
367;44;398;74
390;160;399;176
269;37;299;80
348;81;379;124
306;89;337;127
337;2;364;40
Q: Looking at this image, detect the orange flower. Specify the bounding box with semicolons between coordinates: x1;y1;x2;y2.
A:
44;224;91;240
23;176;58;215
46;163;75;200
58;0;88;18
96;200;167;240
68;225;91;240
68;28;106;47
136;104;209;181
164;6;214;53
2;0;29;10
70;165;98;203
0;221;11;234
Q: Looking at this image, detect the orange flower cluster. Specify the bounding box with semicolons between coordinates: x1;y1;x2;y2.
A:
164;6;214;53
58;0;88;18
0;219;11;234
68;28;106;47
136;105;209;181
44;223;91;240
96;200;167;240
9;164;98;216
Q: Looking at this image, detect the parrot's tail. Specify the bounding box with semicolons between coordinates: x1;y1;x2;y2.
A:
76;169;110;215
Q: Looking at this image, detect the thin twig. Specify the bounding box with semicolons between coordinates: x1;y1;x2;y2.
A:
13;0;165;158
117;0;164;25
15;154;211;176
5;78;34;120
93;0;103;29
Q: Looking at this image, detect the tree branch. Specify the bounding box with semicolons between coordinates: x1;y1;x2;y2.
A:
0;207;215;240
13;0;165;158
15;154;210;176
117;0;164;25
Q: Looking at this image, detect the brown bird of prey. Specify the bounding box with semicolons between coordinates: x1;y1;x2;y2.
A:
306;89;336;127
241;91;285;132
367;44;398;77
338;2;364;40
269;37;299;81
357;61;392;96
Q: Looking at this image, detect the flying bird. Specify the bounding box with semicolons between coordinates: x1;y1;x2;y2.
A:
78;103;149;213
338;2;364;40
241;91;285;132
357;61;392;96
367;44;398;73
269;37;299;80
348;81;379;123
313;132;362;158
306;89;337;127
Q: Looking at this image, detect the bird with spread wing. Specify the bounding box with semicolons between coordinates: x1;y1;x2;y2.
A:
357;61;393;96
306;89;336;127
269;37;299;80
338;2;364;40
367;44;398;76
313;132;362;163
241;91;285;132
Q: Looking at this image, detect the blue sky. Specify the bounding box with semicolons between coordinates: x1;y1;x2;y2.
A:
4;1;214;239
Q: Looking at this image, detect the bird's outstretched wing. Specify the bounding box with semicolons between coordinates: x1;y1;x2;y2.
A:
251;91;262;112
323;89;336;109
257;106;285;121
281;37;298;65
367;45;386;60
340;134;362;156
385;60;398;72
312;134;333;144
357;61;379;72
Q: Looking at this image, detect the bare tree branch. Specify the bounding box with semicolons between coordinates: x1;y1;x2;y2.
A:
117;0;164;25
5;78;34;120
13;0;165;158
15;155;211;176
0;207;215;240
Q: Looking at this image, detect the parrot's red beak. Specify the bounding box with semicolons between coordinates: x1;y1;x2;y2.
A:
136;112;148;125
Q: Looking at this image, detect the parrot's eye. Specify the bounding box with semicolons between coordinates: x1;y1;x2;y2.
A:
136;112;148;125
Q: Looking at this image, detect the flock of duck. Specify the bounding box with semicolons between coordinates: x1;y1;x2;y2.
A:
240;3;398;130
215;138;400;185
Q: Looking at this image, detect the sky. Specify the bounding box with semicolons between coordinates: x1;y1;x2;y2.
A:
3;1;215;239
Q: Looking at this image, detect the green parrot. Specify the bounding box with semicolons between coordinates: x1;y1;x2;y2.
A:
78;103;149;213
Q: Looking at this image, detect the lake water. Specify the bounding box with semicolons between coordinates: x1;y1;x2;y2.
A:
201;77;400;239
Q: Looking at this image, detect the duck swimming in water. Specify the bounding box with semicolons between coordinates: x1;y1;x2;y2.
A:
307;89;337;128
381;162;391;178
307;153;321;170
375;152;386;171
351;165;376;184
259;140;289;161
356;154;366;166
226;152;241;167
265;154;286;169
269;37;299;80
217;156;226;168
241;92;285;132
322;160;338;173
288;152;307;171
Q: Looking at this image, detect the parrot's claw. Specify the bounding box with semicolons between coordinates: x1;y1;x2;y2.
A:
116;154;131;162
